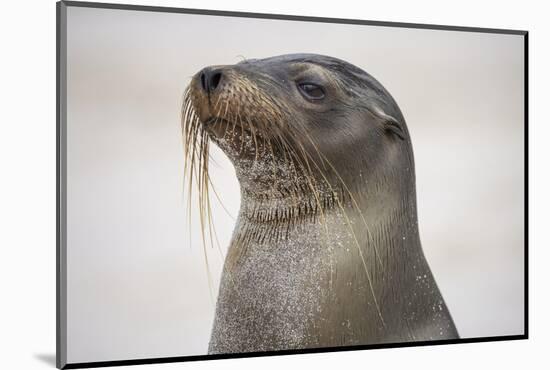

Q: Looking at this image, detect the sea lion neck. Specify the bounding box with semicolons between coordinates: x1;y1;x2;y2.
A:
238;186;341;226
233;158;344;226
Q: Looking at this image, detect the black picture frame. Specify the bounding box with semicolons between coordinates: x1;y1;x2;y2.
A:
56;1;529;368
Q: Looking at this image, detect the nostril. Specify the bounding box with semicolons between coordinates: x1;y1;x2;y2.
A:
209;71;222;91
199;68;223;93
200;72;208;92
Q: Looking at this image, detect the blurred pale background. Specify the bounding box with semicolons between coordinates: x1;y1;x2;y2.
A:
65;6;524;363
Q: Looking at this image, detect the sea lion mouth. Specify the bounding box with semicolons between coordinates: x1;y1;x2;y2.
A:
203;116;218;126
202;116;231;136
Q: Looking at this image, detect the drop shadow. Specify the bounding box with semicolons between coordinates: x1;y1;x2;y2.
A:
34;353;56;367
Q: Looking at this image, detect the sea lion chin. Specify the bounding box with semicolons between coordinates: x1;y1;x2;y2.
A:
181;53;459;354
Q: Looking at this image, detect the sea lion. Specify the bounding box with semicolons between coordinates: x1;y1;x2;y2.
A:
181;54;459;354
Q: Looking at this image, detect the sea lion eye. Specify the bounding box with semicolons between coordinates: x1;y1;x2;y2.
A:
297;83;325;100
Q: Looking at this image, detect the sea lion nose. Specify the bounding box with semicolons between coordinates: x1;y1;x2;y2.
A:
199;67;223;94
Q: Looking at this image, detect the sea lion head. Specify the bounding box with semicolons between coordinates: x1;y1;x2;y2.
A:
182;54;414;212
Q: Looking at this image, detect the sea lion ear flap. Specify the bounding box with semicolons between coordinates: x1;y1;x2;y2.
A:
383;116;406;140
371;106;406;141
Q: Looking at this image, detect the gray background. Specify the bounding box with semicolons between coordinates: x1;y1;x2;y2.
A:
66;6;524;363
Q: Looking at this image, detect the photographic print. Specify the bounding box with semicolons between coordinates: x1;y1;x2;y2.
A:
57;1;527;368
